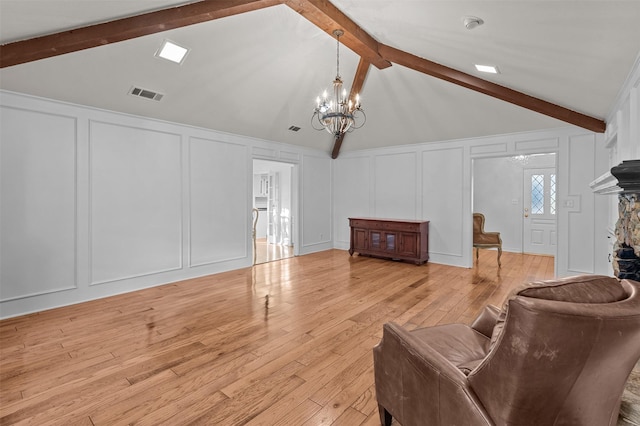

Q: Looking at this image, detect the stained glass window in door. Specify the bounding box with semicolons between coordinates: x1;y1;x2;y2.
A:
550;174;556;215
531;174;544;214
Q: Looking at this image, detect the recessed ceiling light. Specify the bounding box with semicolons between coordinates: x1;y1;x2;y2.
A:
475;64;500;74
155;39;189;64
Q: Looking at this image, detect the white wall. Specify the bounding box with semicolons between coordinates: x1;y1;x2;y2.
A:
0;90;331;318
333;129;610;275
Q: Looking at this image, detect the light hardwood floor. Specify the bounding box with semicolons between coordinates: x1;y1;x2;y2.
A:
254;238;293;265
2;250;558;425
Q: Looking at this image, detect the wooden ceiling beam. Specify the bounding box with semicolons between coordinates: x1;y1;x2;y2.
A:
0;0;283;68
378;44;606;133
284;0;391;70
331;58;371;159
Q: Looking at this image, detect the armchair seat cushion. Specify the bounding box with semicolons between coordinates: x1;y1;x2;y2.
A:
473;233;501;245
411;324;490;375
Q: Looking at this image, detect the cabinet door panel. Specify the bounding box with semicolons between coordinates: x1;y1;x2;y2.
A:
399;233;419;257
353;228;368;250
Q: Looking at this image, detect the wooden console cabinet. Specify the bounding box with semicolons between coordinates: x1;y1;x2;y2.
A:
348;218;429;265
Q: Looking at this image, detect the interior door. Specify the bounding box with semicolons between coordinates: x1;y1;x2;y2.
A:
523;168;557;255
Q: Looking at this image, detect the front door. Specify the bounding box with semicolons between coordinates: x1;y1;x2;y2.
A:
523;168;557;255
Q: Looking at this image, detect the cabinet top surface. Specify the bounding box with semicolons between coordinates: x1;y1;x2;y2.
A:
349;217;429;224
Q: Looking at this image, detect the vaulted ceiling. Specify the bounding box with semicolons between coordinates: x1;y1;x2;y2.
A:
1;1;639;157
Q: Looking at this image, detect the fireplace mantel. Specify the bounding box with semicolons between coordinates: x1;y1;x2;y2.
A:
591;160;640;195
590;170;621;194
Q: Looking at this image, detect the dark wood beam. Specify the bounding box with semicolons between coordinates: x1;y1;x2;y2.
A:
331;58;370;159
284;0;391;70
378;44;606;133
0;0;282;68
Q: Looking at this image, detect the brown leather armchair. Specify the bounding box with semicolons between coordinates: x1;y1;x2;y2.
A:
373;275;640;426
473;213;502;267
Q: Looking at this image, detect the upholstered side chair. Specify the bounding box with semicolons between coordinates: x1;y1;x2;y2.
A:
473;212;502;267
373;275;640;426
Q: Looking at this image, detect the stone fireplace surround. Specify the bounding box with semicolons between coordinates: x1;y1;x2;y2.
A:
612;161;640;281
615;194;640;282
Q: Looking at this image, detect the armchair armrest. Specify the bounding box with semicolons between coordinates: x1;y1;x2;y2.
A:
377;322;469;381
470;305;501;338
374;322;492;426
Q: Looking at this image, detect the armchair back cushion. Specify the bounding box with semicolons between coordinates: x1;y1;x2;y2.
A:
470;276;640;425
473;213;501;245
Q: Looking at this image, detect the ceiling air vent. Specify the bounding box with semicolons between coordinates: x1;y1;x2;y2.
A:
288;125;301;132
129;86;164;101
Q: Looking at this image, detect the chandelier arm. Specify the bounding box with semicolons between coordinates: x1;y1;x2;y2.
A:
311;112;327;131
351;109;366;130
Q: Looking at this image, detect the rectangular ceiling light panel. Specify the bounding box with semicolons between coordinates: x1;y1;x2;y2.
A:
155;39;189;64
475;64;500;74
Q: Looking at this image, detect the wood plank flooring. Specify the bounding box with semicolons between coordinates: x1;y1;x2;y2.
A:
0;249;564;425
254;239;293;265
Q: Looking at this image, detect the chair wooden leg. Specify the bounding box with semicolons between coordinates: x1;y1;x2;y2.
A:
498;247;502;267
475;247;479;263
378;404;392;426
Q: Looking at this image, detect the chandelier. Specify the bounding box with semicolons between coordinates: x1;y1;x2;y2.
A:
312;29;366;138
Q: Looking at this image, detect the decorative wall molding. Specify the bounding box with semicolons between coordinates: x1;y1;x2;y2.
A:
470;143;508;156
514;137;559;152
0;106;79;301
88;120;183;286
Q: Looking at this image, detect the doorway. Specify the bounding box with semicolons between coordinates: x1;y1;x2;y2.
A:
252;159;296;264
472;153;557;258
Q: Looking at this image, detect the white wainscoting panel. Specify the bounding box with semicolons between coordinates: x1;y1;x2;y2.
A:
301;154;331;250
422;148;464;258
189;137;248;266
1;107;77;301
373;152;417;219
333;155;371;248
566;134;596;274
89;121;182;284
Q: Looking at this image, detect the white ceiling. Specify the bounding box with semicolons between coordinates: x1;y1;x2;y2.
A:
1;1;639;155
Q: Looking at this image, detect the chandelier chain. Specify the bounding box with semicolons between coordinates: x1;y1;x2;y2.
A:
336;30;340;79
